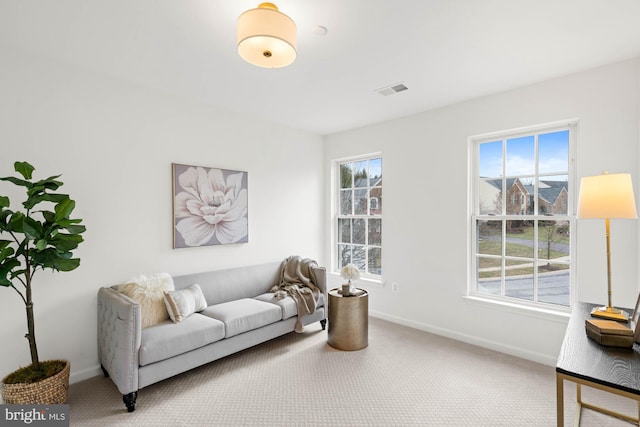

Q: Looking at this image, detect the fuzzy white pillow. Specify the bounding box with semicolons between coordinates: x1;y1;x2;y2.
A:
118;273;175;328
163;284;208;323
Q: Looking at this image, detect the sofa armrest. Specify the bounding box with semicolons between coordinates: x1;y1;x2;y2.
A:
311;265;327;298
97;287;141;395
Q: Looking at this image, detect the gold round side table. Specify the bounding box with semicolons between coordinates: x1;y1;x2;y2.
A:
327;288;368;351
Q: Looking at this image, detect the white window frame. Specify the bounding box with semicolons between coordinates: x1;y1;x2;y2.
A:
333;154;383;280
468;120;577;312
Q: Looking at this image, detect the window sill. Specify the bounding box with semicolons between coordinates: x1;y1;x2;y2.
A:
463;294;571;324
329;272;384;287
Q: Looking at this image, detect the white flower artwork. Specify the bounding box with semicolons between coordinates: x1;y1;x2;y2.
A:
172;163;248;248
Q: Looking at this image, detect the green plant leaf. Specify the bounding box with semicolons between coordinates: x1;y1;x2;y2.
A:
14;240;27;257
49;233;83;252
35;240;47;250
26;184;45;197
29;248;59;268
22;217;43;240
64;224;86;235
42;211;55;223
0;176;31;187
25;178;63;198
0;196;9;208
0;246;15;261
0;210;12;231
23;193;69;210
14;161;35;180
0;257;21;286
54;199;75;222
7;212;25;233
54;257;80;272
31;248;80;272
39;176;63;191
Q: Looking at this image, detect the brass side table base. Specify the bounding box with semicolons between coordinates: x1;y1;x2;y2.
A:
327;288;368;351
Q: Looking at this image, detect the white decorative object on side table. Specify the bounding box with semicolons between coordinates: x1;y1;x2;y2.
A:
340;263;360;297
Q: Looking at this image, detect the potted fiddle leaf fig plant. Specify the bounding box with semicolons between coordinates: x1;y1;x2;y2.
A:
0;161;85;404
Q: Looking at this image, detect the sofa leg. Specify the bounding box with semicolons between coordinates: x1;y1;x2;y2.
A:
320;319;327;330
100;365;109;378
123;392;138;412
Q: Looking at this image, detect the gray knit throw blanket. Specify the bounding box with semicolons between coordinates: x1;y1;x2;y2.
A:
270;256;320;333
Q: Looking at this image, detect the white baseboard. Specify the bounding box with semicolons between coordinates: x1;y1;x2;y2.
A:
70;365;102;385
369;310;557;367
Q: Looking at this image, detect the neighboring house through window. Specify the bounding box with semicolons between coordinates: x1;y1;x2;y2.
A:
336;156;382;277
470;122;576;308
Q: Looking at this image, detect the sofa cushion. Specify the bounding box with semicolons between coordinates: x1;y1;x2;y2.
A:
253;293;297;319
139;313;225;366
254;292;325;320
172;262;281;306
164;284;208;323
201;298;282;338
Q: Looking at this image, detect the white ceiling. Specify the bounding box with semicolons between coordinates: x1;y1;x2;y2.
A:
2;1;640;136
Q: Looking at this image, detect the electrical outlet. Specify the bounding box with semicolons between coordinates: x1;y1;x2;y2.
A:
392;282;399;292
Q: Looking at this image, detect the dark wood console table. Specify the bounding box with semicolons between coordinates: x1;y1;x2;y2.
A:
556;302;640;426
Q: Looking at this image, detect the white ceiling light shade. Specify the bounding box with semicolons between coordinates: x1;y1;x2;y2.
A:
237;3;297;69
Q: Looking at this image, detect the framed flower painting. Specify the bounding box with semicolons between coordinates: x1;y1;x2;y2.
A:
172;163;248;248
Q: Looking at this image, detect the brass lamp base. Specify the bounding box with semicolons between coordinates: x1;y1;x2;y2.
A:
591;306;629;322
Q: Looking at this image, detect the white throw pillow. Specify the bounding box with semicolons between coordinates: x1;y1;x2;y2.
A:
163;284;208;323
118;273;175;328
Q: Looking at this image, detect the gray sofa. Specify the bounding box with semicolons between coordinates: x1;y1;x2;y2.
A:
97;260;326;412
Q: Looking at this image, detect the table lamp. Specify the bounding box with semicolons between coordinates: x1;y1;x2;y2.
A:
577;172;638;321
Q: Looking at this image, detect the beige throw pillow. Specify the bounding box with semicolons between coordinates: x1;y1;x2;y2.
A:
118;273;175;328
163;284;208;323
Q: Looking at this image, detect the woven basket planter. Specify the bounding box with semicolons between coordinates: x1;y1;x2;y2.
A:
1;360;70;404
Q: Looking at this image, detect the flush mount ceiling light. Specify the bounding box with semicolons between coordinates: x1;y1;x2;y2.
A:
237;2;297;69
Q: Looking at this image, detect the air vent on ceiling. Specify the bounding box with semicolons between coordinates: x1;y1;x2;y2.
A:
375;83;408;96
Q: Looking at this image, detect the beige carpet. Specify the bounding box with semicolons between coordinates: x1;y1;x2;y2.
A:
69;317;636;426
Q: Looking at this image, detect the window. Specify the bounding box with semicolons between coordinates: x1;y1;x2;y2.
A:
470;122;575;308
337;156;382;277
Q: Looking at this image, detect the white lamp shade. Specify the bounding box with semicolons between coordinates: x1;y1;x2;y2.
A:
577;173;638;219
237;3;296;68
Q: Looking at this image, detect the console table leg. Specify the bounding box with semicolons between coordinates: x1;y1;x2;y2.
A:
573;383;583;426
575;384;583;426
577;383;581;404
556;374;564;427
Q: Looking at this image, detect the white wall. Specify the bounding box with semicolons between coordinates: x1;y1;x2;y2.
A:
0;47;325;383
325;59;640;365
2;42;638;387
